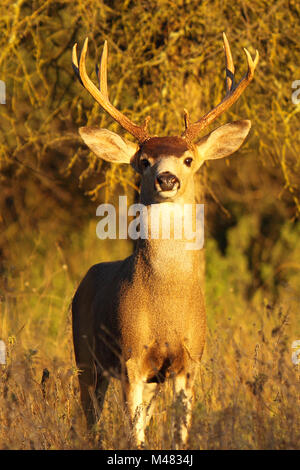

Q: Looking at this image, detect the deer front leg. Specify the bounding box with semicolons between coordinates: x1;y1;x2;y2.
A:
143;382;159;427
77;366;97;428
174;368;196;447
124;358;157;447
124;380;146;447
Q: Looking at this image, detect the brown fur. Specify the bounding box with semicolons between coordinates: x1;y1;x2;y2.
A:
72;210;206;443
73;119;252;446
72;170;205;446
140;136;189;158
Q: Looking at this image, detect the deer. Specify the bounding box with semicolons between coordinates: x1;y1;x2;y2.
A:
71;33;258;447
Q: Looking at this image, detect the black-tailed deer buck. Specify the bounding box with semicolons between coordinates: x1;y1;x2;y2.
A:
72;33;258;447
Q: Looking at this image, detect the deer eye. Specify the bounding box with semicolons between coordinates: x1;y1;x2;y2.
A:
141;158;150;168
184;157;193;167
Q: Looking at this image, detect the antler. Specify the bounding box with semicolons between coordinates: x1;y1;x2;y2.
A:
182;33;259;143
72;38;151;143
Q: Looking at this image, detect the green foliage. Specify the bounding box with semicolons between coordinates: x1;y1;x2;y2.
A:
1;0;299;303
1;0;300;250
206;214;300;326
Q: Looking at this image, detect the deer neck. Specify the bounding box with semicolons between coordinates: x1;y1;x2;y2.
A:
135;237;201;278
133;189;202;280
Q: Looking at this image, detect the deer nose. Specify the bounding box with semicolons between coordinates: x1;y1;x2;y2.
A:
156;172;180;191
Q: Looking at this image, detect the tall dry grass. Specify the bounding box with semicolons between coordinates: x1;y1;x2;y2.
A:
0;225;299;450
0;301;299;450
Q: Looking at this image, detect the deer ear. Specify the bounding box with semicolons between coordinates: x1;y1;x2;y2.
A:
79;127;138;164
195;120;251;162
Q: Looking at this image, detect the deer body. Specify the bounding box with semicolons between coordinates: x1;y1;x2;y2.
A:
73;151;206;444
73;234;205;374
71;34;258;446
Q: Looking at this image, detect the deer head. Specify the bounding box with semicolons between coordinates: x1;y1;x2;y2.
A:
72;34;258;205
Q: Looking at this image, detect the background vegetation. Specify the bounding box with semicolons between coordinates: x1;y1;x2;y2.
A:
0;0;299;449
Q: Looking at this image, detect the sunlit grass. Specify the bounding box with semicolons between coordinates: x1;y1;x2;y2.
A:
0;227;299;450
0;301;299;450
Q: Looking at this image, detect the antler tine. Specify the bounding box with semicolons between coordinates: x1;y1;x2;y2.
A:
72;37;151;143
182;34;259;143
72;43;83;85
183;108;190;130
223;32;235;93
96;40;108;99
